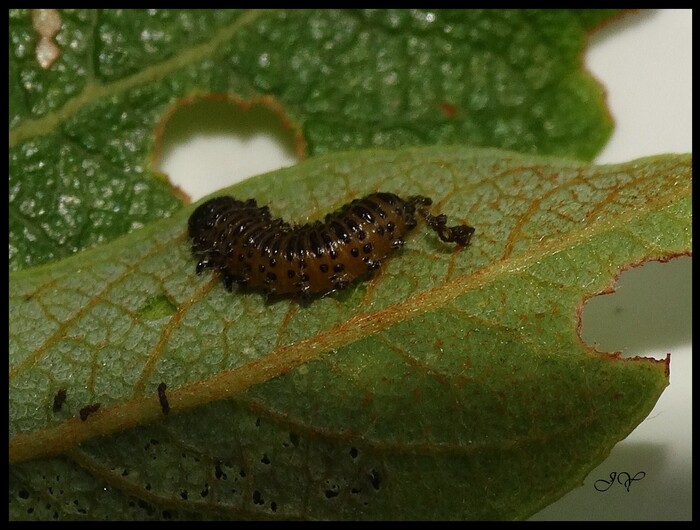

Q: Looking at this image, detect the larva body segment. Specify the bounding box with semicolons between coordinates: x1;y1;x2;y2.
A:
188;192;474;297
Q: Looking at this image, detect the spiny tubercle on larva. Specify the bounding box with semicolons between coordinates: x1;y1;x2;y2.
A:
188;192;474;298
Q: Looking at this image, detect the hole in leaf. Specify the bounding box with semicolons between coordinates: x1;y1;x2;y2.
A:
137;294;178;320
156;98;300;202
580;256;691;357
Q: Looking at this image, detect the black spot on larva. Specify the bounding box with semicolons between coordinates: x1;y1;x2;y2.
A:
79;403;101;421
157;382;170;415
52;389;67;413
353;204;375;223
345;217;360;233
330;221;349;242
366;259;380;271
188;192;474;297
309;230;324;256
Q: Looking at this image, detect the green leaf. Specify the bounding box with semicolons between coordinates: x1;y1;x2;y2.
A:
9;147;691;520
9;9;619;271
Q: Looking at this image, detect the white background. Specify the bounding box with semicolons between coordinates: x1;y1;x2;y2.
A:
158;10;692;520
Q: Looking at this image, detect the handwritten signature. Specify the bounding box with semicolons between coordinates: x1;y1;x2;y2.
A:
594;471;646;492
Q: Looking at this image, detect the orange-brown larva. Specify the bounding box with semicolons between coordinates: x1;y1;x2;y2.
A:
188;192;474;298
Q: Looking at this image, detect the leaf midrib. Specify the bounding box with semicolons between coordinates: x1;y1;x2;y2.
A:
8;176;688;464
9;9;265;147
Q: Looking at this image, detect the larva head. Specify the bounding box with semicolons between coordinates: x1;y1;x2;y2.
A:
188;196;240;241
188;196;252;273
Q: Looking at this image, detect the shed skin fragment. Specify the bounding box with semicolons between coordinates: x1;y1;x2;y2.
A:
32;9;62;69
